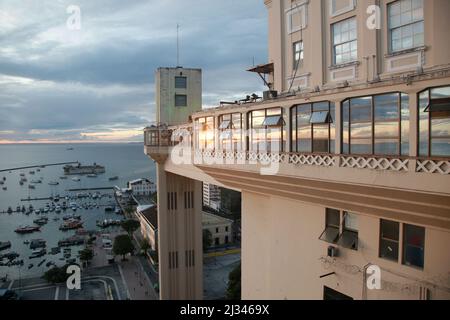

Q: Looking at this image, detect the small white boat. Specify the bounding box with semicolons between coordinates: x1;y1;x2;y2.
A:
48;181;59;186
72;177;80;182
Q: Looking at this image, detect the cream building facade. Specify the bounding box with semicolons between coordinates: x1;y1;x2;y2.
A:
144;0;450;300
202;212;233;247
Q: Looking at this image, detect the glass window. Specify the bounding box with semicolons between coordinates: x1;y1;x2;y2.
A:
403;224;425;268
388;0;424;52
379;219;400;262
310;111;330;124
175;76;187;89
218;113;242;151
418;86;450;157
342;93;409;156
337;212;358;250
249;108;284;153
291;102;335;153
293;41;304;69
319;208;340;244
332;17;357;65
175;94;187;107
195;116;214;150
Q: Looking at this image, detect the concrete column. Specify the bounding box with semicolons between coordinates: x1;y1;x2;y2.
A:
157;167;203;300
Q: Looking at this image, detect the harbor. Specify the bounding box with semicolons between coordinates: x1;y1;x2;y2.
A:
0;143;156;280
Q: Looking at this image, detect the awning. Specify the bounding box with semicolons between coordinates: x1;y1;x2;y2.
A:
247;62;274;74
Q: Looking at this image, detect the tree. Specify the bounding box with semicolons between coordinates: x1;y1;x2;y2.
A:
79;248;94;266
203;229;212;252
113;235;134;261
121;219;140;237
140;239;151;255
226;262;241;300
43;265;71;284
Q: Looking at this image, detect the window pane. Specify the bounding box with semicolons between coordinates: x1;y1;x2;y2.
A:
403;224;425;269
350;138;372;154
374;94;399;120
351;123;372;138
326;208;340;227
175;76;187;89
351;97;372;121
401;93;410;156
375;122;399;138
310;111;330;124
375;139;399;155
419;90;430;156
381;219;400;241
263;115;283;127
431;86;450;99
175;94;187;107
431;138;450;157
380;239;399;261
313;125;329;153
344;212;358;231
342;101;350;154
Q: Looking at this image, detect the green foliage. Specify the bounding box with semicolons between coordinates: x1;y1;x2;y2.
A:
226;262;241;300
220;188;241;217
203;229;212;252
79;248;94;262
121;219;140;236
43;265;71;284
140;239;151;254
113;234;135;260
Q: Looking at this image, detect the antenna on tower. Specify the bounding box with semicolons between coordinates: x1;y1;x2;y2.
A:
176;24;181;68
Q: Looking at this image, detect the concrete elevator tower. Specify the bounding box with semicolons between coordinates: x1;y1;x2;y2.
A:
152;67;203;299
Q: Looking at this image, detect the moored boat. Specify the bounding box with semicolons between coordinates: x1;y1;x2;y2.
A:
14;226;41;234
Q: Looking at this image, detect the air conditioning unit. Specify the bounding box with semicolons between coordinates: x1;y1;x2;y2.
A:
263;90;278;100
327;246;339;258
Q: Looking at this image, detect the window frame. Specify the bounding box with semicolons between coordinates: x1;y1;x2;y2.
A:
402;223;425;269
417;85;450;158
194;116;215;150
248;107;285;153
175;94;187;107
175;76;187;89
218;112;243;151
331;16;358;65
319;208;341;244
379;219;400;262
341;92;410;156
293;40;304;69
387;0;424;53
291;101;335;154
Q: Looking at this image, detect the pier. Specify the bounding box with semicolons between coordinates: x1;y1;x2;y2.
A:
0;161;79;173
66;187;114;191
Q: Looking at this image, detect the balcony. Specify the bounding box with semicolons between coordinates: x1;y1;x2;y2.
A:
144;123;192;164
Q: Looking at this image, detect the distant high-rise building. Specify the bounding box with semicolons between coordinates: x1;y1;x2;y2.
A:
202;183;221;211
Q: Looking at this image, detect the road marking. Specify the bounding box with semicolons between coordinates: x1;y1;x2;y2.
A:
7;280;14;290
83;279;109;300
82;276;122;300
54;286;59;300
117;264;131;300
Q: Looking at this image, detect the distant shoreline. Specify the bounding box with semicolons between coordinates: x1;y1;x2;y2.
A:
0;141;144;146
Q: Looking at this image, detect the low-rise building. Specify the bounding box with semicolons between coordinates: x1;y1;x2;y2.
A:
128;178;155;196
135;204;158;252
202;212;233;247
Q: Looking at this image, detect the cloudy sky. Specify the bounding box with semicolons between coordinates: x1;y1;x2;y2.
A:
0;0;267;143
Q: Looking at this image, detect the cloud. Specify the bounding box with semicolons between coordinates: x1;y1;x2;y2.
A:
0;0;267;143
